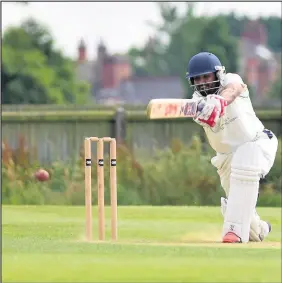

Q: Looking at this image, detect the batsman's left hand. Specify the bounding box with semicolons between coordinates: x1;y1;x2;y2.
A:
194;95;227;127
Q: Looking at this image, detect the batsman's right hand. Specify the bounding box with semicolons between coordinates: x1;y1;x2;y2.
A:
194;95;227;128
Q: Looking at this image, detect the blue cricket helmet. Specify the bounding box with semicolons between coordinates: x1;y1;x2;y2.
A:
185;52;225;96
186;52;222;79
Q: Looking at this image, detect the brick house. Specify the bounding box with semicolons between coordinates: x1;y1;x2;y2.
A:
75;39;133;104
76;20;280;106
75;39;185;105
238;20;280;106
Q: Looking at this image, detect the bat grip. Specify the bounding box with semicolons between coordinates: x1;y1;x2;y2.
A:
197;102;205;112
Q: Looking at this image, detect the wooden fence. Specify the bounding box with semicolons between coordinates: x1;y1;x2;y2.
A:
2;106;281;164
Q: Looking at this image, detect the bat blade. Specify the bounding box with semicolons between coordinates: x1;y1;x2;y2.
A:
147;99;199;119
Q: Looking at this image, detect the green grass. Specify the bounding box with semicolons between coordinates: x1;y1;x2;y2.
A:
3;205;281;282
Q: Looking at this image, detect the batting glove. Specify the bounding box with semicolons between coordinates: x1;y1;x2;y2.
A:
194;95;227;127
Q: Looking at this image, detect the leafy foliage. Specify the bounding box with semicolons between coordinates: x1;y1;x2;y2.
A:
128;4;281;99
261;16;282;53
2;18;90;104
196;16;238;73
2;135;281;206
222;13;282;53
268;71;282;100
128;3;239;98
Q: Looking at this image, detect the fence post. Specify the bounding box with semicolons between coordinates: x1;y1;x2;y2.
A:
114;107;126;144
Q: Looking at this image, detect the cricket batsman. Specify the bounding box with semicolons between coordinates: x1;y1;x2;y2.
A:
186;52;278;243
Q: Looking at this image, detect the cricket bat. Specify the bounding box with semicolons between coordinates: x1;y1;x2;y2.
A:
147;99;202;119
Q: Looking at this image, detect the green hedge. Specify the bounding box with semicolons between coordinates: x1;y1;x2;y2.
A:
2;136;281;206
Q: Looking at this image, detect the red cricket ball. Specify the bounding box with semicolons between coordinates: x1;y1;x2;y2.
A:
34;169;50;182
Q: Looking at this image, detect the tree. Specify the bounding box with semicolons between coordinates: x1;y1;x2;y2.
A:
221;13;249;39
128;4;203;77
260;16;282;53
161;9;209;97
128;2;184;77
268;71;282;100
195;16;238;73
127;3;239;98
2;43;59;103
2;18;90;104
221;14;282;53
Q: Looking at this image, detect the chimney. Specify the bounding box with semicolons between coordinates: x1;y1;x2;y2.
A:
97;38;107;60
78;39;86;62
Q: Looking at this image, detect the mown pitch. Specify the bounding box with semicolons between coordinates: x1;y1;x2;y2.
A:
3;205;281;282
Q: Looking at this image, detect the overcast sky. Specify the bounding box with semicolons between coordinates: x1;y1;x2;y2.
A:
2;2;281;59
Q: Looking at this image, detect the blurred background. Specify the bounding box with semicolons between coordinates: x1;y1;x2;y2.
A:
2;2;281;207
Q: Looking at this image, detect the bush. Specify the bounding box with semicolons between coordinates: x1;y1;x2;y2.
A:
2;135;281;206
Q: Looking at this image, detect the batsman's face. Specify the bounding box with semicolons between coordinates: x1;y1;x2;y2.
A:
193;73;217;95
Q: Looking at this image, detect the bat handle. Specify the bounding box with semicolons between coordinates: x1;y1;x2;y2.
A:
197;102;205;112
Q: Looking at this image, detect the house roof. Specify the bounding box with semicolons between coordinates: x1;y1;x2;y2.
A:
118;76;185;104
239;38;275;62
104;54;130;64
256;44;273;61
